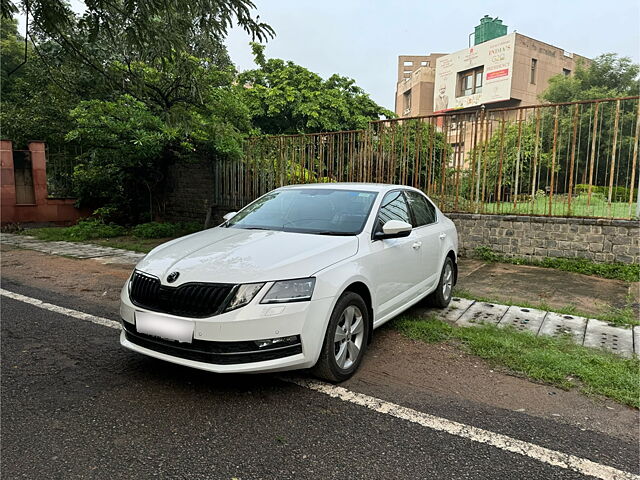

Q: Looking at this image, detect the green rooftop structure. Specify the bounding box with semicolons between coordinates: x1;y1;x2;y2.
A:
474;15;508;45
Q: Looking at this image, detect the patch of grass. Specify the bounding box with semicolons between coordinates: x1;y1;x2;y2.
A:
28;219;127;242
25;220;203;249
94;237;170;253
483;194;636;219
473;246;640;283
394;316;640;408
452;287;639;327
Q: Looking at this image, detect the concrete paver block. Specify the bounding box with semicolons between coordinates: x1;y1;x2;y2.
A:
424;297;475;324
583;319;634;358
538;312;588;343
455;302;509;327
497;306;546;334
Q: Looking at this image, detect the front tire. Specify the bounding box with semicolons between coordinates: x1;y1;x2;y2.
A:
428;257;454;308
312;292;370;383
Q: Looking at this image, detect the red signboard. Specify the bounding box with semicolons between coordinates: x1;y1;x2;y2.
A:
486;68;509;80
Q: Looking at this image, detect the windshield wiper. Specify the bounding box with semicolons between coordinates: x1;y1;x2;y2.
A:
311;231;354;236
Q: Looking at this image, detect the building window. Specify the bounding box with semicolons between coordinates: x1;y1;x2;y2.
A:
563;68;571;76
403;61;413;66
403;89;412;114
457;66;484;97
530;58;537;84
421;61;429;66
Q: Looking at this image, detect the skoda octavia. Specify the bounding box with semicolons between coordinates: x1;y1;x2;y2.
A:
120;184;458;381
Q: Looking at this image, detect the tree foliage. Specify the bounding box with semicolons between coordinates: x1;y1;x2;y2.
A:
1;0;274;61
541;53;640;103
238;43;393;134
0;8;397;223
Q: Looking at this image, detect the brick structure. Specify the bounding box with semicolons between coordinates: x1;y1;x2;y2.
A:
1;140;86;225
162;158;216;223
448;213;640;264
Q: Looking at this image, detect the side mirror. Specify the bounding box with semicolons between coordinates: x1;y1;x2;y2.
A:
223;211;238;222
374;220;412;240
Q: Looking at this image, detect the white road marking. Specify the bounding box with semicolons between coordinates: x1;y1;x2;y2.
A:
0;288;121;330
288;379;639;480
2;288;638;480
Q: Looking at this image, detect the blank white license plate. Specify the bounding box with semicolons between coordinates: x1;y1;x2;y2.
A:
135;312;194;343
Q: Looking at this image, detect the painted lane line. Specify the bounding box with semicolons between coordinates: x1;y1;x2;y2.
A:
0;288;121;330
2;288;638;480
287;378;639;480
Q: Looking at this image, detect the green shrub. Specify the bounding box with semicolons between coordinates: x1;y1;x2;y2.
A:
131;222;201;239
64;219;127;240
574;184;630;202
30;219;126;242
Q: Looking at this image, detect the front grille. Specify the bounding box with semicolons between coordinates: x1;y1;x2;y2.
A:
122;321;303;365
129;270;234;318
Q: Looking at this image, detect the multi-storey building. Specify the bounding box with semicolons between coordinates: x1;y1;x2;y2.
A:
395;16;590;117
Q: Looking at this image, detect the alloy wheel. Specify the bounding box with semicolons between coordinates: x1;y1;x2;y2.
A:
333;305;365;370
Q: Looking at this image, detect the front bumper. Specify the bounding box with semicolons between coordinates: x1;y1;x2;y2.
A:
119;285;334;373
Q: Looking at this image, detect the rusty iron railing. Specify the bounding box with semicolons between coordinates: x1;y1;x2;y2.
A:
214;97;640;219
46;147;80;198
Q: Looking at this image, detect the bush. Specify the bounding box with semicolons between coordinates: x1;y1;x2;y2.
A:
63;219;127;240
130;222;201;239
29;219;126;242
574;184;630;202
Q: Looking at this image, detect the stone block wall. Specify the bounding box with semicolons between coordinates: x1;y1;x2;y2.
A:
448;213;640;264
162;158;216;223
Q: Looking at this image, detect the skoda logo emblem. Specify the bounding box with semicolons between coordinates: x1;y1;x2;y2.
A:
167;271;180;283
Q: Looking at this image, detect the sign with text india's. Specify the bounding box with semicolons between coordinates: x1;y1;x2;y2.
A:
434;33;516;112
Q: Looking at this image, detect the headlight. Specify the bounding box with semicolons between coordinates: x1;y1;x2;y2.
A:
224;283;265;312
260;278;316;304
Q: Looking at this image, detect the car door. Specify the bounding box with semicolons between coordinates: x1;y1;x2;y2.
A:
369;190;424;321
404;190;443;294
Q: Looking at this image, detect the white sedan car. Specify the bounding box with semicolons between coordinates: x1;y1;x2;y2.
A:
120;183;458;381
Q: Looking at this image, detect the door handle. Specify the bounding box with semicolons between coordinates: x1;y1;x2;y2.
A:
439;233;447;240
412;242;422;250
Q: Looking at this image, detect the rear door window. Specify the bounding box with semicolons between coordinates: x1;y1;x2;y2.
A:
405;191;437;227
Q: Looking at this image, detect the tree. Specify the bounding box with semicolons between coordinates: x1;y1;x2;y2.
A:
1;0;274;63
0;17;78;148
238;43;394;134
541;53;640;103
541;55;639;195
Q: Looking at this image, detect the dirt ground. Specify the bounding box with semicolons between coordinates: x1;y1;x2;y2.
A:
456;258;636;317
2;244;637;442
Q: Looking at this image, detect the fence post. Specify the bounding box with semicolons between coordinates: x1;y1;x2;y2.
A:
549;106;560;216
567;103;580;216
513;108;523;210
631;100;640;219
587;102;600;208
607;99;621;207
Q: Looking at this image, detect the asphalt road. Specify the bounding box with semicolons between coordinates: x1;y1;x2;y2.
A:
1;278;638;480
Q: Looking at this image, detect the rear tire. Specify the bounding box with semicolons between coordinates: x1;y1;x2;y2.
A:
428;257;454;308
312;292;370;383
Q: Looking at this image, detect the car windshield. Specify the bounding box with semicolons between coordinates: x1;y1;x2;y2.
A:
226;188;378;235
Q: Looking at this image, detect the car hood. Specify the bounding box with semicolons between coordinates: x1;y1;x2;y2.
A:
135;227;359;285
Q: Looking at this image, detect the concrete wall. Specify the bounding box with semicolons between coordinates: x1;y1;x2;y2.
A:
511;33;590;105
449;213;640;264
1;140;86;225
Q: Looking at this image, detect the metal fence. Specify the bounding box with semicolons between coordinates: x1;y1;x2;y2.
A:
215;97;640;219
46;148;78;198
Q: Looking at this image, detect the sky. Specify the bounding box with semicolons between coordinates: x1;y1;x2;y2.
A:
225;0;640;109
15;0;640;110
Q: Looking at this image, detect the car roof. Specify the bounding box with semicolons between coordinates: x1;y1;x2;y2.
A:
278;183;414;194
